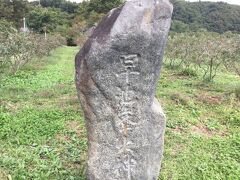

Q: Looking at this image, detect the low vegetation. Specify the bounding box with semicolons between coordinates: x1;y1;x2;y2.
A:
0;20;65;75
0;46;239;179
165;31;240;81
0;47;87;179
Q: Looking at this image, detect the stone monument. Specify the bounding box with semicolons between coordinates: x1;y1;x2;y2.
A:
75;0;173;179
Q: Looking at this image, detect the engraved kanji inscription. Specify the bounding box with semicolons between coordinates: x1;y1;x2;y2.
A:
116;54;141;179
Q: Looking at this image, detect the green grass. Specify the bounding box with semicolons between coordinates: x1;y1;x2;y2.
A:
158;66;240;180
0;46;87;179
0;46;239;179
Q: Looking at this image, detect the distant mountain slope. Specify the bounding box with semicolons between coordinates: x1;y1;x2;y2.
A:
170;0;240;33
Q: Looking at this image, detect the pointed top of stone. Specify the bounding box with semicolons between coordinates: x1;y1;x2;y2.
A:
87;0;172;43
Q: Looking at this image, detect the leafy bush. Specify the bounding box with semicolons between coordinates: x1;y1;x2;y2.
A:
0;21;66;75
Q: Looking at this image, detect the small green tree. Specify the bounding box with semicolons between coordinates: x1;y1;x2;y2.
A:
27;7;70;33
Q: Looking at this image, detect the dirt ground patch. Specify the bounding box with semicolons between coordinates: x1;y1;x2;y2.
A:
55;133;71;142
197;93;222;105
66;121;84;138
190;124;227;138
171;126;184;133
37;90;55;98
191;125;214;138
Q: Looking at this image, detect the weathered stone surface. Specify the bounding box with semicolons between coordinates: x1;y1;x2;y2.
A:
75;0;173;179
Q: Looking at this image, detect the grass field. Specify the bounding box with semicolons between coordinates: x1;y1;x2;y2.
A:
0;46;239;180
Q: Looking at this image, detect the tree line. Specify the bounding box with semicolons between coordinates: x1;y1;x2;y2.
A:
1;0;239;44
0;0;123;45
170;0;240;33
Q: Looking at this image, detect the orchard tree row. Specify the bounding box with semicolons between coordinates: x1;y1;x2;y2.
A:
0;20;65;75
165;31;240;81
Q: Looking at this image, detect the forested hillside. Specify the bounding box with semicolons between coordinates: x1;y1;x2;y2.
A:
170;0;240;33
1;0;240;38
